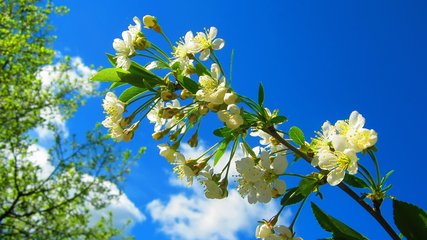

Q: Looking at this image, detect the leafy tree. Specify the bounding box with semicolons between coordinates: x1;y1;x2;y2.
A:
0;1;142;238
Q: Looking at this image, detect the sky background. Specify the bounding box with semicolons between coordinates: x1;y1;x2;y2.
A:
45;0;427;239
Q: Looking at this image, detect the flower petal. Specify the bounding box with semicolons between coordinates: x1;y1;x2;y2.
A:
212;38;225;50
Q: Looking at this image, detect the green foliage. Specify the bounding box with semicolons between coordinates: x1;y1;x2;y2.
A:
289;126;305;146
393;199;427;239
343;175;369;189
281;187;305;207
311;202;368;240
298;176;318;197
0;1;139;238
258;83;264;106
119;86;148;103
177;75;199;94
214;138;232;166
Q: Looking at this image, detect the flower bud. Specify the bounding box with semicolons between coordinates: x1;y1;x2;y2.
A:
120;115;134;128
187;132;198;148
198;104;209;115
224;91;238;105
152;128;170;140
169;130;180;141
143;15;161;33
188;112;199;125
180;89;193;100
207;102;221;112
161;90;178;101
123;121;139;142
133;33;151;50
161;107;180;119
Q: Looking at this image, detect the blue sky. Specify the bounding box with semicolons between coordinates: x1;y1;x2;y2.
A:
48;0;426;239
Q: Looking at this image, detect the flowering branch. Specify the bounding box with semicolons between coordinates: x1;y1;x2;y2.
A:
264;126;400;240
91;14;427;240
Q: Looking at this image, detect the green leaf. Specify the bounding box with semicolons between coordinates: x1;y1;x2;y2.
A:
393;199;427;240
289;126;305;146
213;127;233;138
381;170;394;185
214;138;232;166
281;187;305;206
311;202;368;240
91;68;147;88
107;53;117;67
343;174;369;189
299;177;318;197
195;62;211;77
91;68;127;82
270;115;287;124
241;139;257;158
177;75;199;94
119;86;147;103
106;53;163;86
109;82;127;90
258;83;264;106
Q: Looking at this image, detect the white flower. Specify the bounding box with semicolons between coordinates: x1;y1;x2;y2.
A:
224;91;238;105
128;16;142;38
102;92;125;120
193;27;225;61
256;223;274;239
250;129;286;153
102;116;124;142
217;104;244;130
147;100;165;132
256;224;302;240
196;63;228;104
317;148;359;186
199;165;224;199
158;144;176;162
173;152;195;186
173;31;198;60
335;111;378;152
101;92;126;142
113;31;135;70
236;147;286;203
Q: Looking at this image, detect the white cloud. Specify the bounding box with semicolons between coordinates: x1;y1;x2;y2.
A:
87;178;146;228
34;56;98;140
147;143;291;240
28;144;145;231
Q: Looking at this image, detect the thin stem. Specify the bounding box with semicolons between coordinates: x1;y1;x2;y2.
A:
151;43;171;60
368;149;382;186
289;196;308;231
210;49;225;77
264;126;400;240
278;173;309;178
160;31;174;49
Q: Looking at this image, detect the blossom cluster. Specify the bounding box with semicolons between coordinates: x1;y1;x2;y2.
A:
310;111;378;186
94;15;383;240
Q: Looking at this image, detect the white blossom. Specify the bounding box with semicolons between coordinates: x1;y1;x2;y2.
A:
147;100;165;132
335;111;378;152
196;63;227;104
158;144;176;162
102;92;125;120
193;27;225;61
113;31;135;70
236;147;287;203
199;165;224;199
217;104;244;130
173;152;195;186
